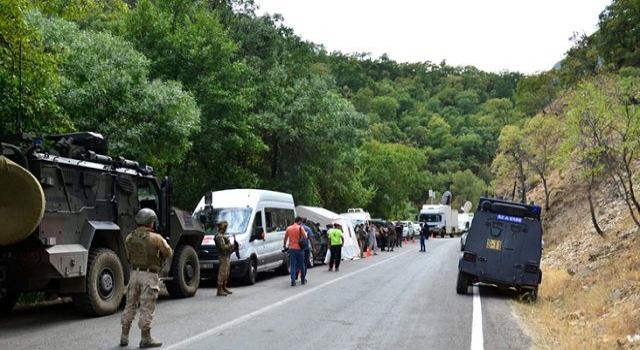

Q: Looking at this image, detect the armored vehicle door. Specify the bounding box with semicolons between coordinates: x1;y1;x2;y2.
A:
478;217;528;283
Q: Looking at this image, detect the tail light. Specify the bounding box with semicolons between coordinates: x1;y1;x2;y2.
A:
524;264;539;274
462;252;477;262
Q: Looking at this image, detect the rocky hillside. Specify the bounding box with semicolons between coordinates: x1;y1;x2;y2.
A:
518;167;640;349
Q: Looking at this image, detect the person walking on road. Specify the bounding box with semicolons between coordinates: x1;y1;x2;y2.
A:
327;223;344;271
120;208;173;348
283;216;307;286
214;220;236;296
301;217;314;280
419;222;428;252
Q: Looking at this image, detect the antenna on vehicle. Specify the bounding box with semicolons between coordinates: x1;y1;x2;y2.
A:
17;40;23;134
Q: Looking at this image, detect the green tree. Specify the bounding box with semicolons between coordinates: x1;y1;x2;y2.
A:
0;2;68;136
123;0;262;206
492;125;528;202
449;170;487;210
565;74;640;229
593;0;640;69
30;11;200;173
358;141;426;219
521;114;565;210
514;72;562;117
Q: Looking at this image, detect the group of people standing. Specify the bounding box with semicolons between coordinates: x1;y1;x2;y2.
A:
355;221;429;256
283;216;344;286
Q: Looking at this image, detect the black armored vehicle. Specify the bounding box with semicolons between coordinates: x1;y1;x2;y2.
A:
0;132;204;316
456;197;542;302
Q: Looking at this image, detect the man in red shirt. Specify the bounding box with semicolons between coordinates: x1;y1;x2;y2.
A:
283;216;307;286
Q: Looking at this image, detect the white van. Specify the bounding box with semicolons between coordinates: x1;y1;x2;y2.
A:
193;189;294;285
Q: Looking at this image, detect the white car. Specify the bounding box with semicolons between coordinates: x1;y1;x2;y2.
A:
400;221;415;238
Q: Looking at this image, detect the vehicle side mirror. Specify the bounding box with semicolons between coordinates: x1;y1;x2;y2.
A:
204;191;212;205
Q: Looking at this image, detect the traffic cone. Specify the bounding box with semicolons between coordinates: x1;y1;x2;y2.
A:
412;237;416;244
366;247;371;257
404;237;408;245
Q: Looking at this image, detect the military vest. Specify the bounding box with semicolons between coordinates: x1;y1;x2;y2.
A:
126;228;162;270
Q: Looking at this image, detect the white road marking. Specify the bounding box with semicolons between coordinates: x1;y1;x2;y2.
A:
165;249;412;350
471;285;484;350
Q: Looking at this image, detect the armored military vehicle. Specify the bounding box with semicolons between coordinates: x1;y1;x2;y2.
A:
0;131;204;316
456;196;542;302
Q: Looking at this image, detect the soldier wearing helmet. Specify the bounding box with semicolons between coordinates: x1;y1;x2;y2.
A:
214;220;236;296
120;208;173;348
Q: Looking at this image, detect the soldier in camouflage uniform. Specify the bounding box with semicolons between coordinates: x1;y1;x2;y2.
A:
214;220;236;296
120;208;173;348
387;223;397;251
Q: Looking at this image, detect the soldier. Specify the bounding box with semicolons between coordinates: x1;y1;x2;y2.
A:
395;221;403;248
214;220;236;296
387;222;397;251
120;208;173;348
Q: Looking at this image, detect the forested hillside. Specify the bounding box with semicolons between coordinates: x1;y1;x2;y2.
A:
3;0;640;347
1;0;638;224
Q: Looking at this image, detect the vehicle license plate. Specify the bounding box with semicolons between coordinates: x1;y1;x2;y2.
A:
486;238;502;251
201;263;214;269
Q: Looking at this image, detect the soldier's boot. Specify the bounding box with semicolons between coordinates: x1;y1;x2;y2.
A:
119;326;130;346
217;285;228;296
222;282;233;295
139;329;162;348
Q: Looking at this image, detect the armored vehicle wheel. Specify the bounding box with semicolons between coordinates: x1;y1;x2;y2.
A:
165;245;200;298
456;271;471;294
74;248;124;316
243;257;259;285
518;287;538;303
0;284;19;313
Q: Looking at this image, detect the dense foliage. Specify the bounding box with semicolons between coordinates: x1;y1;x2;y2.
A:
1;0;637;223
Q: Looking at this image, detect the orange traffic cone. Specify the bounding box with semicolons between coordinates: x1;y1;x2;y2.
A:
404;237;408;245
366;247;371;257
412;237;416;244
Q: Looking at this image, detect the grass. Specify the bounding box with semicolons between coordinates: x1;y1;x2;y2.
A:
516;231;640;350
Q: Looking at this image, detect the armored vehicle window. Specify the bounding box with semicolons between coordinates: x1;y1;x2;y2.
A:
137;183;159;213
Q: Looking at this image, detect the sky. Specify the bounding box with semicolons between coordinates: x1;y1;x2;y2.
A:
255;0;612;75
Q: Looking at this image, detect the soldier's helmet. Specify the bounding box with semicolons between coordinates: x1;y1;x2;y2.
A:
135;208;157;226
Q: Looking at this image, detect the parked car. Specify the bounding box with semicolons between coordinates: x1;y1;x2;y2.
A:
400;220;415;238
305;219;328;267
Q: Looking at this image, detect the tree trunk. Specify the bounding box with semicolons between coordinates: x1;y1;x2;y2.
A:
586;183;605;237
541;174;550;211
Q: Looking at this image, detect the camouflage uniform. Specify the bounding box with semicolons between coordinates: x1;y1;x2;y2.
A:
387;226;396;251
121;224;172;348
214;221;236;296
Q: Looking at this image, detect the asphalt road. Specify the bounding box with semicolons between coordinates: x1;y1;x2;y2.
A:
0;237;532;350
